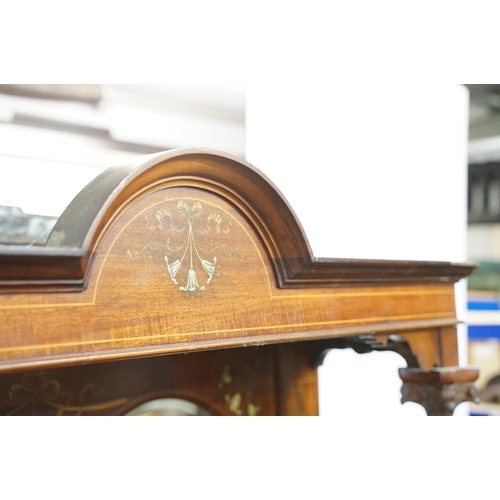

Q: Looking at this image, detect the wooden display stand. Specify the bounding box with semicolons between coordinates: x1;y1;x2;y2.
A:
0;150;479;415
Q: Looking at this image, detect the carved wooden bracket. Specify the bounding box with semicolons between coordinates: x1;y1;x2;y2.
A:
311;335;480;416
310;334;419;368
399;367;480;416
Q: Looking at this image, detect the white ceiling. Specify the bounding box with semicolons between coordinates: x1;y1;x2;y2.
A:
111;84;246;116
0;84;247;216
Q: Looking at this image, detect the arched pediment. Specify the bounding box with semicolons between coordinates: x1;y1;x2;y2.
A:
0;149;475;370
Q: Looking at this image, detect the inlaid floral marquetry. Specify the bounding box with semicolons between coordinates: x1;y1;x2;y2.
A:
128;200;246;293
0;371;128;416
218;365;261;416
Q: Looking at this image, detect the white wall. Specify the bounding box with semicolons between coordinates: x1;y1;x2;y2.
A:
246;84;470;416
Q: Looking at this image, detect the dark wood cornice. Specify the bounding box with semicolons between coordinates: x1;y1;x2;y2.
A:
282;257;476;287
0;246;88;292
0;148;476;292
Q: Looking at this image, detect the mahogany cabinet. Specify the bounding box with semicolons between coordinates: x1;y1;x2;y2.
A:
0;149;479;415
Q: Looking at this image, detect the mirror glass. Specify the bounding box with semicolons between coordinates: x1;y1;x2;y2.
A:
125;398;212;416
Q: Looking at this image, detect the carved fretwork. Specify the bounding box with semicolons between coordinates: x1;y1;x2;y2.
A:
399;368;480;416
310;335;480;416
310;334;419;368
